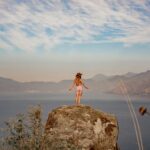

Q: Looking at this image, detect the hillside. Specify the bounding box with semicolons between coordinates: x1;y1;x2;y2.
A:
0;70;150;96
112;70;150;95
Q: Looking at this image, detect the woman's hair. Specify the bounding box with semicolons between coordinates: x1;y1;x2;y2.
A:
76;72;82;79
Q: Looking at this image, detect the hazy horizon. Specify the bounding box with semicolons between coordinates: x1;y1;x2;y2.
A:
0;69;149;82
0;0;150;82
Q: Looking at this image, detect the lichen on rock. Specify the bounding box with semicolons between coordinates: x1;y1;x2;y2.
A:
45;105;119;150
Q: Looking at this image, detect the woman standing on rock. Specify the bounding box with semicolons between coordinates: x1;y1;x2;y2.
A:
69;73;89;105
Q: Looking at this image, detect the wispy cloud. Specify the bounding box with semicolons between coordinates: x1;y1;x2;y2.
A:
0;0;150;52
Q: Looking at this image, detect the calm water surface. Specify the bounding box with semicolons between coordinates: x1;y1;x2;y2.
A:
0;94;150;150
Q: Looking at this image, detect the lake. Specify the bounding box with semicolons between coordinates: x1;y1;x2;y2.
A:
0;93;150;150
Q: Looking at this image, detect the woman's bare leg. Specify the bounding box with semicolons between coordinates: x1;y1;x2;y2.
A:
78;96;80;105
77;91;82;105
75;93;78;105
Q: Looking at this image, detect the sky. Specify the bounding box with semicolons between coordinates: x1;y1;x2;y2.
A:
0;0;150;82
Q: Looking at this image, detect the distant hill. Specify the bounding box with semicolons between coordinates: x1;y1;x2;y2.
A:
124;72;137;78
91;74;107;81
0;77;21;92
109;70;150;96
0;70;150;96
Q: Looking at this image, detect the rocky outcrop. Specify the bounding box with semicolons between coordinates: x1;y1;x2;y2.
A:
45;105;119;150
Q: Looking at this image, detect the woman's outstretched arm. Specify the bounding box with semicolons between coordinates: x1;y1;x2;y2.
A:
69;80;75;91
82;80;89;89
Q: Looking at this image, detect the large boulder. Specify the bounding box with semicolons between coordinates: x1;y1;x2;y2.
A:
45;105;119;150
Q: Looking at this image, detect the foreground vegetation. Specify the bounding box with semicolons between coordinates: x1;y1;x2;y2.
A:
0;104;118;150
0;105;50;150
0;105;83;150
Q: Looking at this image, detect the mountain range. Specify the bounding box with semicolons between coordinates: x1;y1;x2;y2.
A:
0;70;150;96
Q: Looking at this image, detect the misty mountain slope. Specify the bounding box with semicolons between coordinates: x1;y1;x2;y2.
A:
124;70;150;94
0;77;23;92
124;72;137;78
91;74;108;81
111;70;150;95
23;81;58;93
0;70;150;96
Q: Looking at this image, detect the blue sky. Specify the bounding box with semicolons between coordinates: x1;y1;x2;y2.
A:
0;0;150;81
